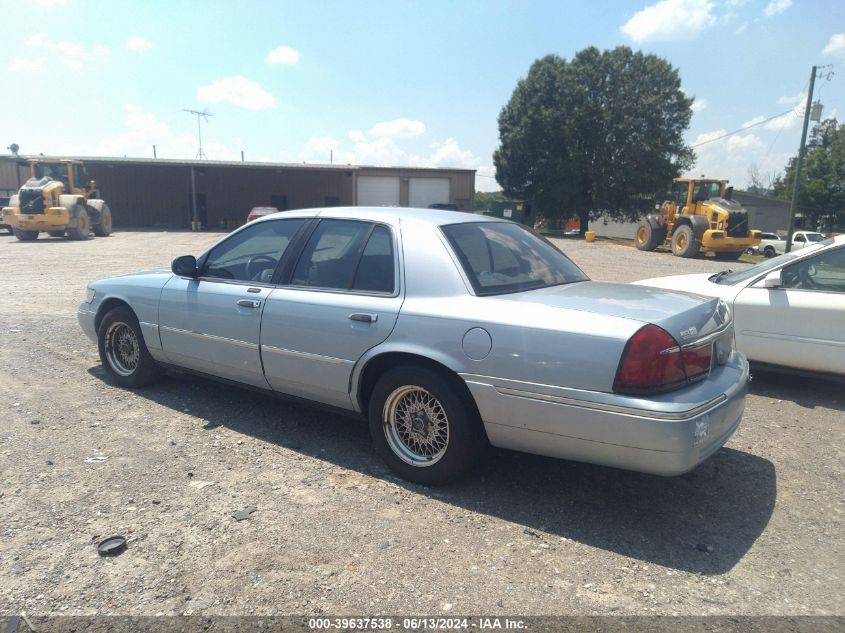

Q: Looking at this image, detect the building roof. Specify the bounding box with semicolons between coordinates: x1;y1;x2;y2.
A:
4;154;475;174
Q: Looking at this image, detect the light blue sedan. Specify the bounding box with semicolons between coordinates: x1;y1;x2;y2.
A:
79;208;749;484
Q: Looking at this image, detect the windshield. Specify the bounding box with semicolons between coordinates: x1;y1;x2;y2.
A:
714;238;835;285
34;163;69;183
442;222;588;295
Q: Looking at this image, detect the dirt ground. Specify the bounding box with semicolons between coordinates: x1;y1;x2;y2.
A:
0;229;842;617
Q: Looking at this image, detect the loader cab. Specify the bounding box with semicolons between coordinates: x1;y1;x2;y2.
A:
672;178;727;211
29;160;93;196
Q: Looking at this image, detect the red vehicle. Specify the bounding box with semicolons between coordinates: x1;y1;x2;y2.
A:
246;206;279;223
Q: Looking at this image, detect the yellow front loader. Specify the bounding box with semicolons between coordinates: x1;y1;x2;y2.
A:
2;159;112;241
635;178;761;260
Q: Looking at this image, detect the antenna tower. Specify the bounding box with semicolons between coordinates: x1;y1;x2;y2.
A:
183;108;213;159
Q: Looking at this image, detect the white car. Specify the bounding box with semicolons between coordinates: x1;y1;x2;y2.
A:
755;232;784;258
635;235;845;377
756;230;826;258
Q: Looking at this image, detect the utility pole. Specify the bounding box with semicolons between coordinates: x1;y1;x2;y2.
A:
785;67;817;253
183;108;213;160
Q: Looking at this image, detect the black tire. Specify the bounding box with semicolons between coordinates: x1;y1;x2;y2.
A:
714;250;743;261
12;227;38;241
66;206;90;240
91;202;112;237
671;224;700;258
97;306;161;387
368;365;484;485
47;230;66;237
763;246;776;258
635;222;664;251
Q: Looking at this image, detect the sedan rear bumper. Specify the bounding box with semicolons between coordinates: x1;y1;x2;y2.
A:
462;353;749;476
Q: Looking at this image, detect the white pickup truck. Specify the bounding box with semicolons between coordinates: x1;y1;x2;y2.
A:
756;230;826;258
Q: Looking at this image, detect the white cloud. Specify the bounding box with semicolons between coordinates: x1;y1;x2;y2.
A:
56;105;240;161
8;57;46;72
822;33;845;57
348;129;366;142
621;0;716;42
266;46;300;65
763;0;791;18
763;112;801;131
369;118;425;139
126;36;155;51
32;0;66;6
777;92;805;105
689;128;787;189
25;31;110;70
743;110;801;132
691;98;708;113
302;136;341;162
741;115;765;128
197;76;277;110
297;132;496;190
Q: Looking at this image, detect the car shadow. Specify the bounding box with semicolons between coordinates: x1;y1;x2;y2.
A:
87;366;776;576
749;368;844;412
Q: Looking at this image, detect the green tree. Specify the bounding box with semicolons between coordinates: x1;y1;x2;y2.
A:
473;190;507;211
772;118;845;231
494;47;694;234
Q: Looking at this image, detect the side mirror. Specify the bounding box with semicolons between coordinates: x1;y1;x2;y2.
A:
762;270;782;288
172;255;198;278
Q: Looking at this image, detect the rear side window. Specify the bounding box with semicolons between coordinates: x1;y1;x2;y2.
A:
292;219;395;292
352;226;395;293
442;222;588;295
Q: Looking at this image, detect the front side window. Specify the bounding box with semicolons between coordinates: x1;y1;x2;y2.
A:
781;246;845;293
442;222;588;296
292;219;374;290
202;219;304;282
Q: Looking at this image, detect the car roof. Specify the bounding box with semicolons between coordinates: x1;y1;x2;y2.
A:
251;206;505;227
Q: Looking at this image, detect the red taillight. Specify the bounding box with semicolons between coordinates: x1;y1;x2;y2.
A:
247;214;257;222
614;324;710;395
681;344;712;381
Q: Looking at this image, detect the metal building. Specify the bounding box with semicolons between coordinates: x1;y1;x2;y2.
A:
0;156;475;229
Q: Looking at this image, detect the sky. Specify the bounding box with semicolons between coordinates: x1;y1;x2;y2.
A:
1;0;843;192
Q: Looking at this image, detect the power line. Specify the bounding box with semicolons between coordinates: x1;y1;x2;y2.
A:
690;107;801;149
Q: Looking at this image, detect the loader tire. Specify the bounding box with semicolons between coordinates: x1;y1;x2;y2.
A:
66;206;90;240
671;225;700;258
13;228;39;241
635;222;664;251
90;201;113;237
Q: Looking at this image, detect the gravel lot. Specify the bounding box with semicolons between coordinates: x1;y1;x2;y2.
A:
0;230;842;617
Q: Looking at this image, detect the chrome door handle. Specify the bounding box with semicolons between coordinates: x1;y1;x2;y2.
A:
237;299;262;308
349;313;378;323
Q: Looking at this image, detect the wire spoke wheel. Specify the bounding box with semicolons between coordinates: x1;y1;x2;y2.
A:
383;385;450;467
104;322;141;377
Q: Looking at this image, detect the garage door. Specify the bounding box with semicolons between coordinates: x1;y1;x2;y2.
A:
409;178;450;209
357;176;400;206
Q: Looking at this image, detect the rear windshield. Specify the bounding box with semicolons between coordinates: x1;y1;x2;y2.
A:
441;222;588;296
